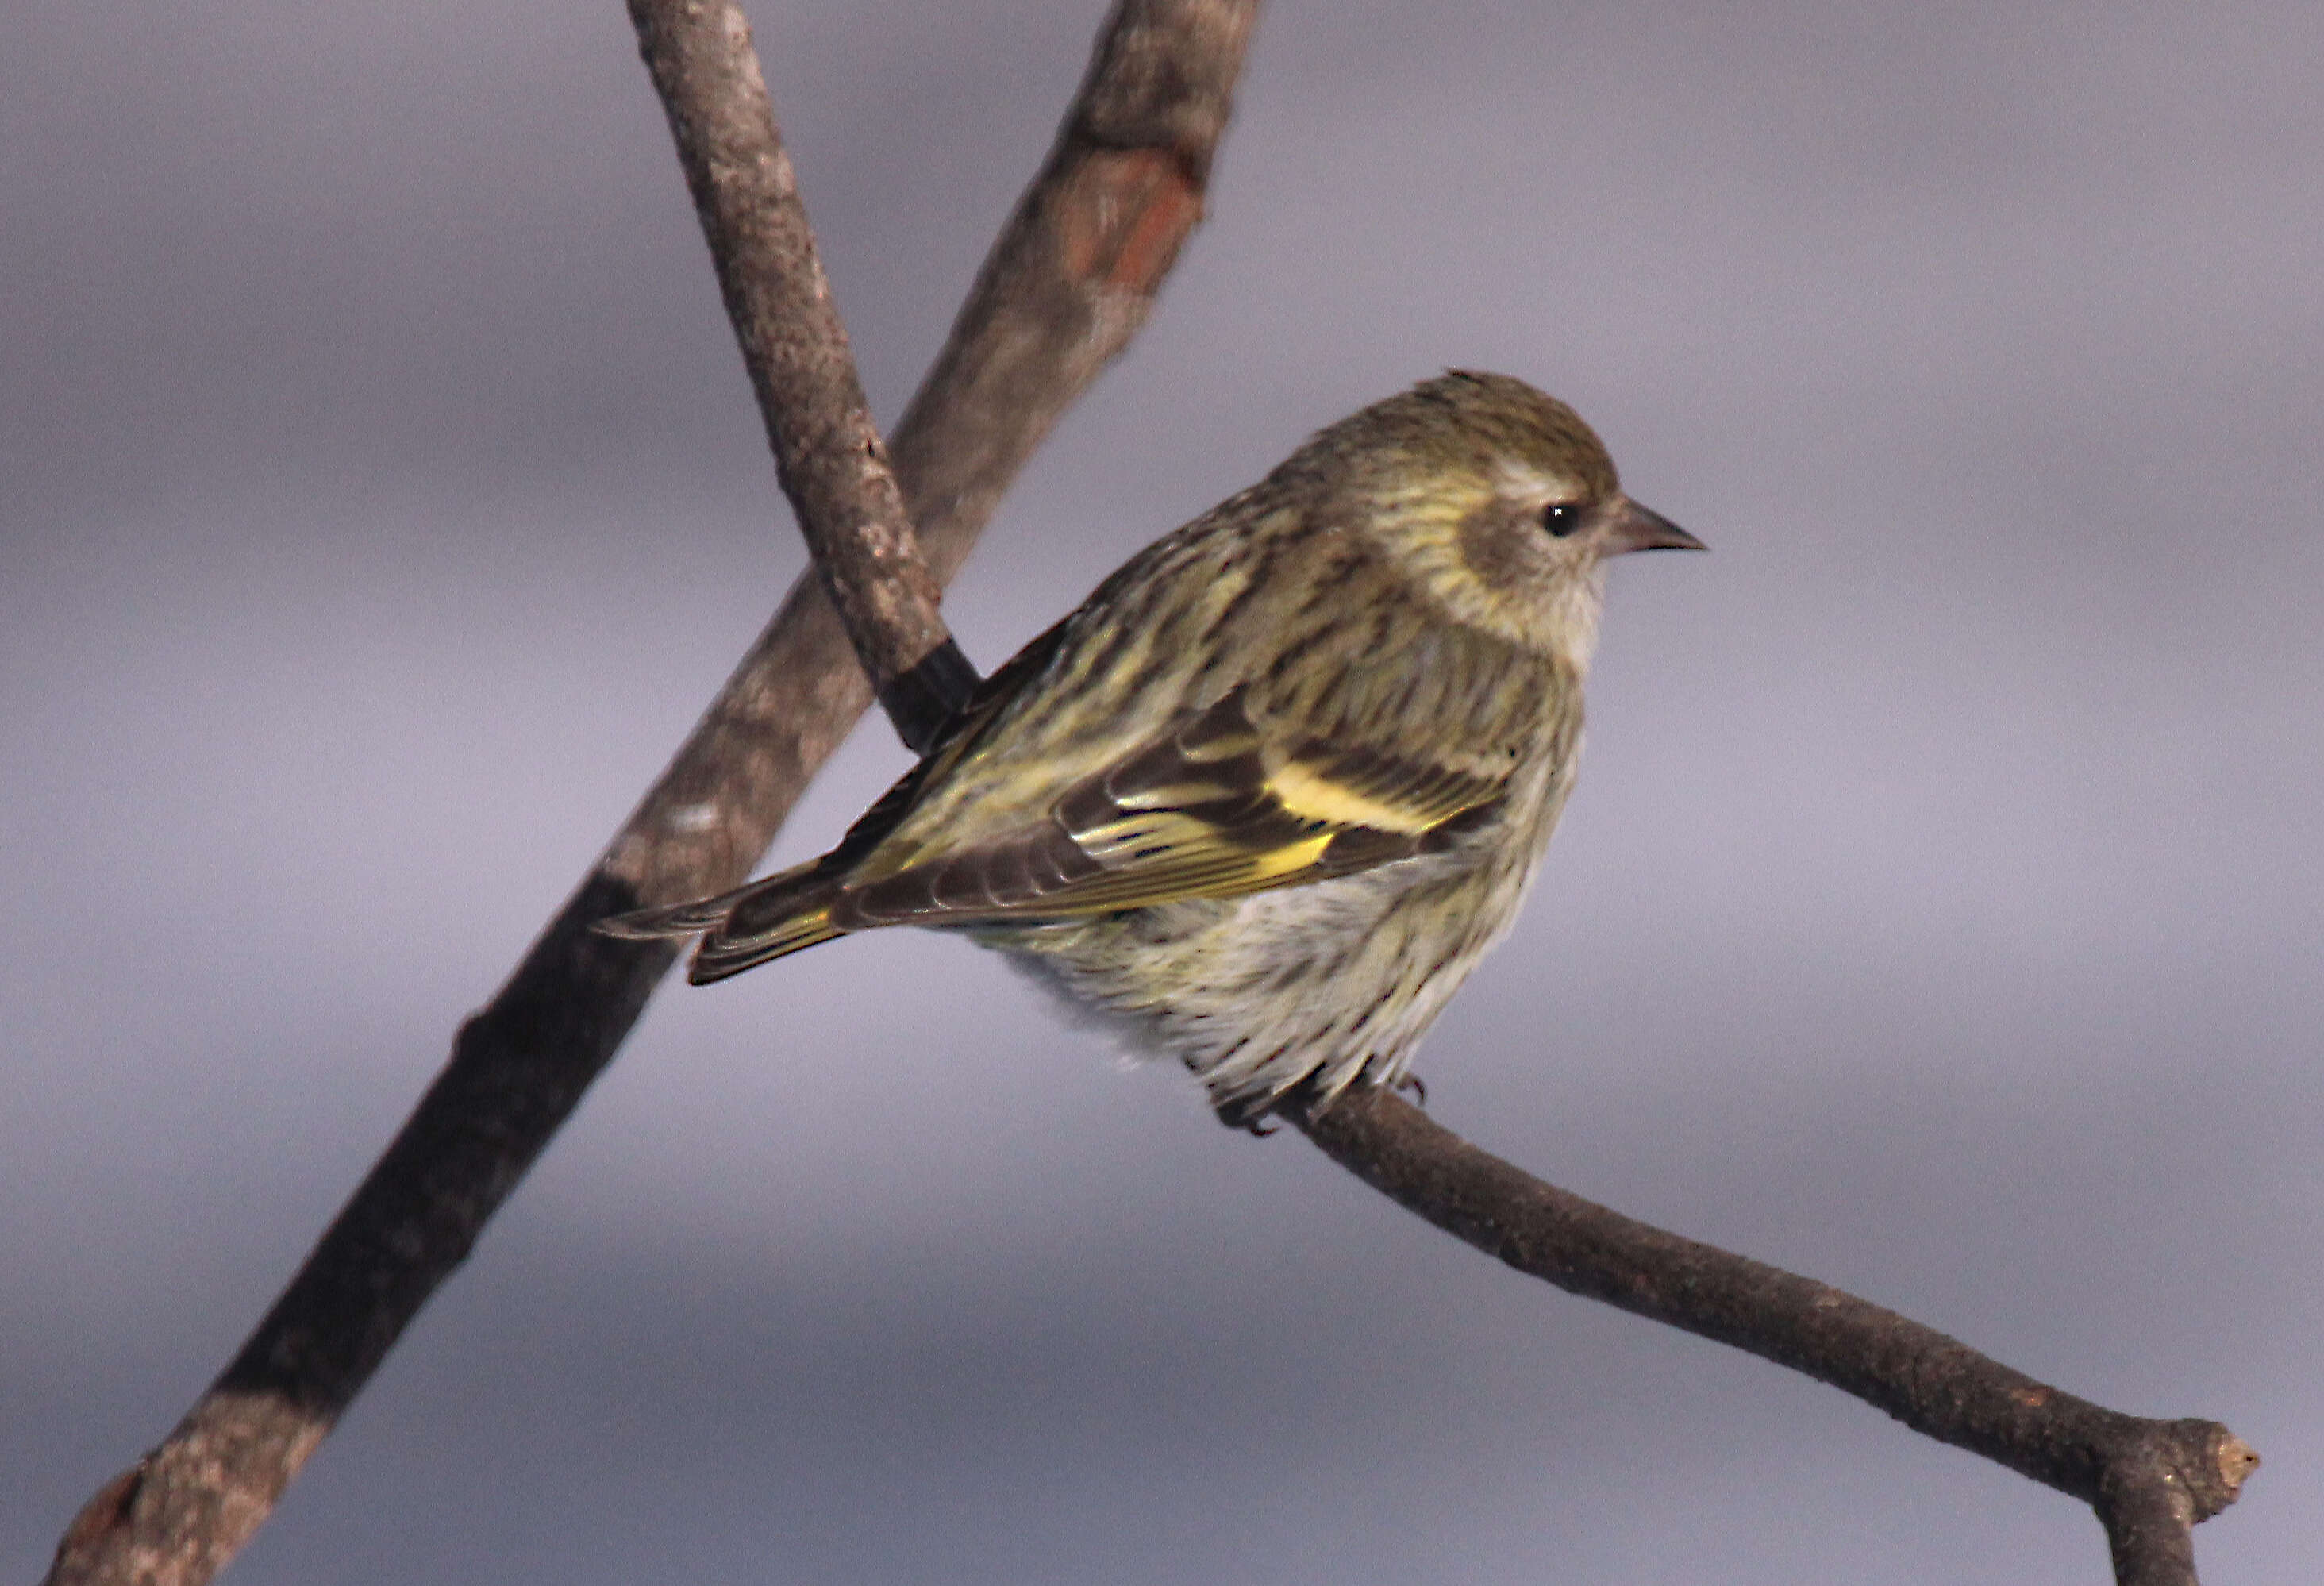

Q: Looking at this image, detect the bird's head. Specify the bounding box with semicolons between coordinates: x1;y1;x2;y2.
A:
1302;370;1703;668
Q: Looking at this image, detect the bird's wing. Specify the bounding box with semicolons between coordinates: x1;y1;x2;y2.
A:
826;686;1509;929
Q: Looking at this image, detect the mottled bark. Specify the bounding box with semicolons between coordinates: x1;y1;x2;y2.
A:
628;0;967;745
41;5;1256;1583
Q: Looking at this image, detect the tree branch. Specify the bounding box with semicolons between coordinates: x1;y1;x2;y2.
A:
598;52;2260;1585
47;2;2257;1584
487;4;2272;1578
1294;1089;2259;1585
41;5;1256;1583
629;0;968;747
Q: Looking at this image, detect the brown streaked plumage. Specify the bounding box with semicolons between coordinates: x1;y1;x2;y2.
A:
602;371;1702;1124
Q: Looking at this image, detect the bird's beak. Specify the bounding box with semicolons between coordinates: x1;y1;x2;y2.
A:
1600;496;1706;556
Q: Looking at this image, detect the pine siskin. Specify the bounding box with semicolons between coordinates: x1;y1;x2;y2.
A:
605;371;1702;1126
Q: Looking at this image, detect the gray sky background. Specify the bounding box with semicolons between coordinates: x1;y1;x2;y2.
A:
5;1;2320;1580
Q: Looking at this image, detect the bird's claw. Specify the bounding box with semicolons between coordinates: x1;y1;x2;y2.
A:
1215;1096;1283;1136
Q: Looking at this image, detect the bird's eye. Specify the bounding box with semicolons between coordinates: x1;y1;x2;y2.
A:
1541;502;1581;537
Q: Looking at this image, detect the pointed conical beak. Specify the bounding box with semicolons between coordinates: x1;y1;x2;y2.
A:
1601;497;1706;556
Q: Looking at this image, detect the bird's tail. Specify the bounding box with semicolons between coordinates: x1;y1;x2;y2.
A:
597;861;848;984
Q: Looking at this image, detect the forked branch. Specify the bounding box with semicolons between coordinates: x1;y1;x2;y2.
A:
610;7;2263;1584
45;3;2255;1584
42;4;1255;1583
609;7;2259;1580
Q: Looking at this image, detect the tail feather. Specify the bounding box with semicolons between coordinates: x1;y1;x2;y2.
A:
688;870;848;983
595;862;850;984
595;887;764;942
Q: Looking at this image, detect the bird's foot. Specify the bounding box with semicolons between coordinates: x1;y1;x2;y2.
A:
1214;1094;1283;1137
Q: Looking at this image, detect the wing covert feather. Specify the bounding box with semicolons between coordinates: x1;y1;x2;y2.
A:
827;688;1510;929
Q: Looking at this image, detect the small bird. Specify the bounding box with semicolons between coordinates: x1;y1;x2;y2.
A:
603;371;1701;1126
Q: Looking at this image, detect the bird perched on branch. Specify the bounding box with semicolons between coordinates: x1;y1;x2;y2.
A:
602;371;1701;1126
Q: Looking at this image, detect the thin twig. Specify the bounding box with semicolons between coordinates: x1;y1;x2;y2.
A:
41;6;1255;1583
1294;1088;2259;1584
629;0;971;747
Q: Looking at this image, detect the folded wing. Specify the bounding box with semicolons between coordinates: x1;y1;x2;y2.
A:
603;682;1512;984
831;687;1507;927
